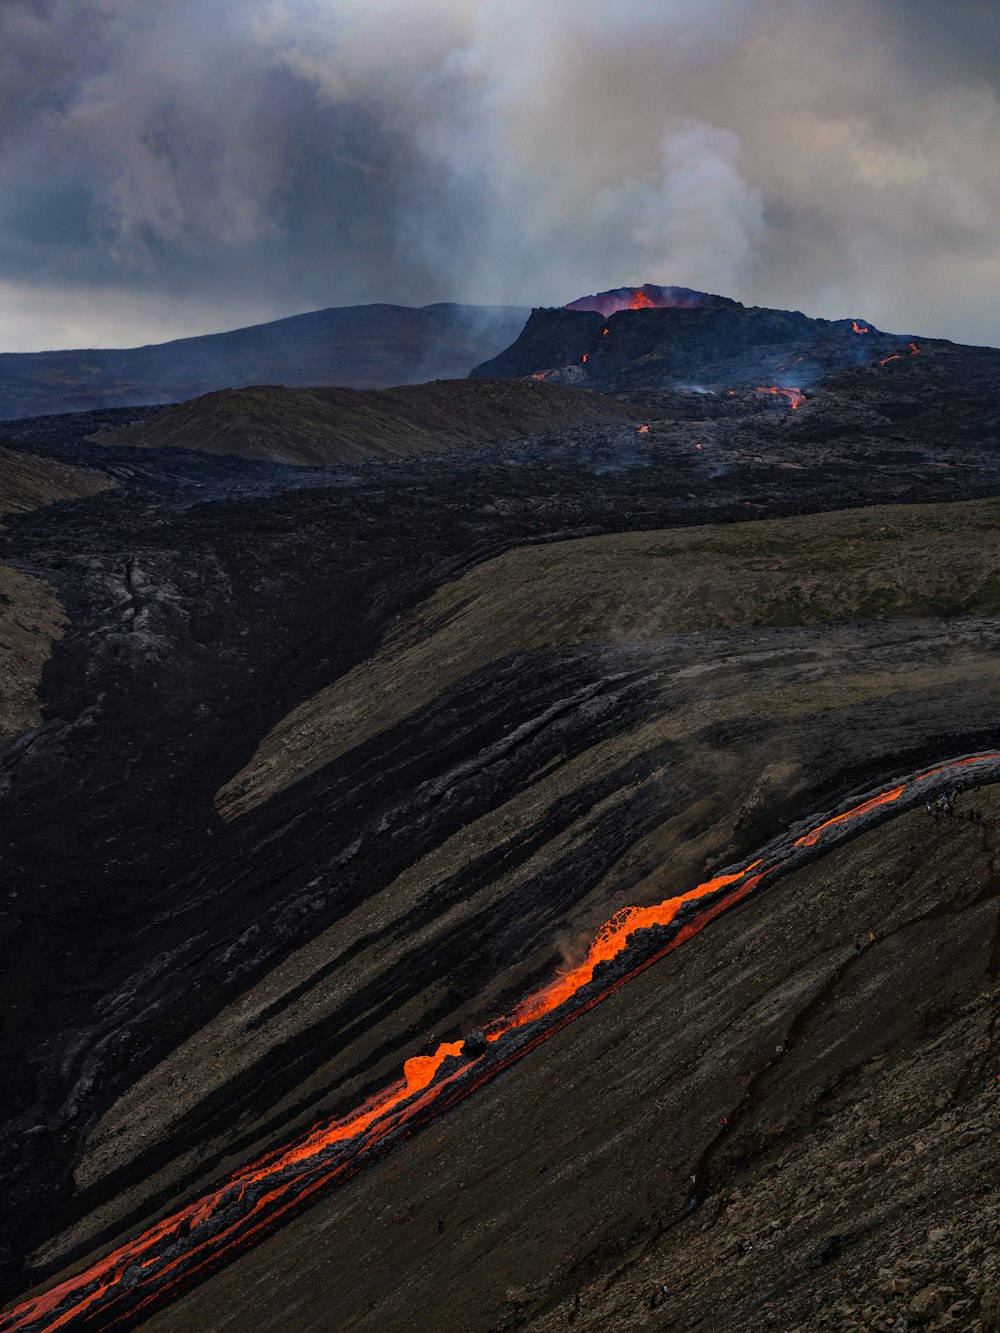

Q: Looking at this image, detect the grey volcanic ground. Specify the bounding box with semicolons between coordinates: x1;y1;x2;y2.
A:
2;297;1000;1329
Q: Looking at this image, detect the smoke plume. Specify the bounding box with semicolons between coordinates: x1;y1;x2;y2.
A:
1;0;999;349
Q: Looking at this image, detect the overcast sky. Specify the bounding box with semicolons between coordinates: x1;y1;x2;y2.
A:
2;0;1000;351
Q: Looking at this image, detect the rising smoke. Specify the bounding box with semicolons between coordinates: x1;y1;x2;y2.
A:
1;0;999;348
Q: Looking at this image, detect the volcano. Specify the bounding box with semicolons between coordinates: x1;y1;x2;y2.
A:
3;288;1000;1332
470;290;911;392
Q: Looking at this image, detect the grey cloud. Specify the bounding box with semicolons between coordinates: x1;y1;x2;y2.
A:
0;0;999;351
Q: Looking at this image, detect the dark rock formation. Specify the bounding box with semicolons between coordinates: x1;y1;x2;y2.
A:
470;298;926;391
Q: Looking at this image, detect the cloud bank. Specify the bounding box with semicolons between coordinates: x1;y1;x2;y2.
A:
1;0;999;349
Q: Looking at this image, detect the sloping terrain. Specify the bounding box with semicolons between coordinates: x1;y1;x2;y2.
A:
1;297;1000;1331
88;379;638;465
0;302;528;420
0;447;110;521
140;789;1000;1333
219;496;1000;818
0;567;66;748
0;448;110;745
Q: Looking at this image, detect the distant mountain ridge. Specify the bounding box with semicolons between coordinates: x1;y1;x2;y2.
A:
0;302;529;421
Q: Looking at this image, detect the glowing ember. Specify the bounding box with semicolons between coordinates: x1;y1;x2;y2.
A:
852;321;870;334
694;441;703;450
7;751;999;1331
602;327;610;336
581;354;588;363
637;424;650;433
756;385;806;410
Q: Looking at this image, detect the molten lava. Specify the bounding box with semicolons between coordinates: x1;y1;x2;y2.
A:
581;354;588;363
484;863;762;1039
602;327;610;336
756;386;806;411
531;370;552;381
880;343;920;367
637;424;650;433
566;285;726;317
7;751;999;1332
852;321;870;334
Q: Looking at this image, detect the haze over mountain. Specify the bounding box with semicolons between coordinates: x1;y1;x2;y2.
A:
0;302;528;421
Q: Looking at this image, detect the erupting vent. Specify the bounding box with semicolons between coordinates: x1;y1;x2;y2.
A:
566;283;733;317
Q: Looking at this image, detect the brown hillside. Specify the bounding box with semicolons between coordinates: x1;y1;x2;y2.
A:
89;379;638;466
0;445;110;521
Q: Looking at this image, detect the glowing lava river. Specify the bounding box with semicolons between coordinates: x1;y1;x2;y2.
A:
5;751;1000;1331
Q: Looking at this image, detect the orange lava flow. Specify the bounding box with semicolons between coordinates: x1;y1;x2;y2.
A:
853;321;870;334
909;342;921;355
531;370;552;381
6;752;1000;1332
794;787;906;848
756;385;806;410
581;353;588;363
880;354;900;366
602;327;610;336
630;291;655;309
485;863;762;1040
